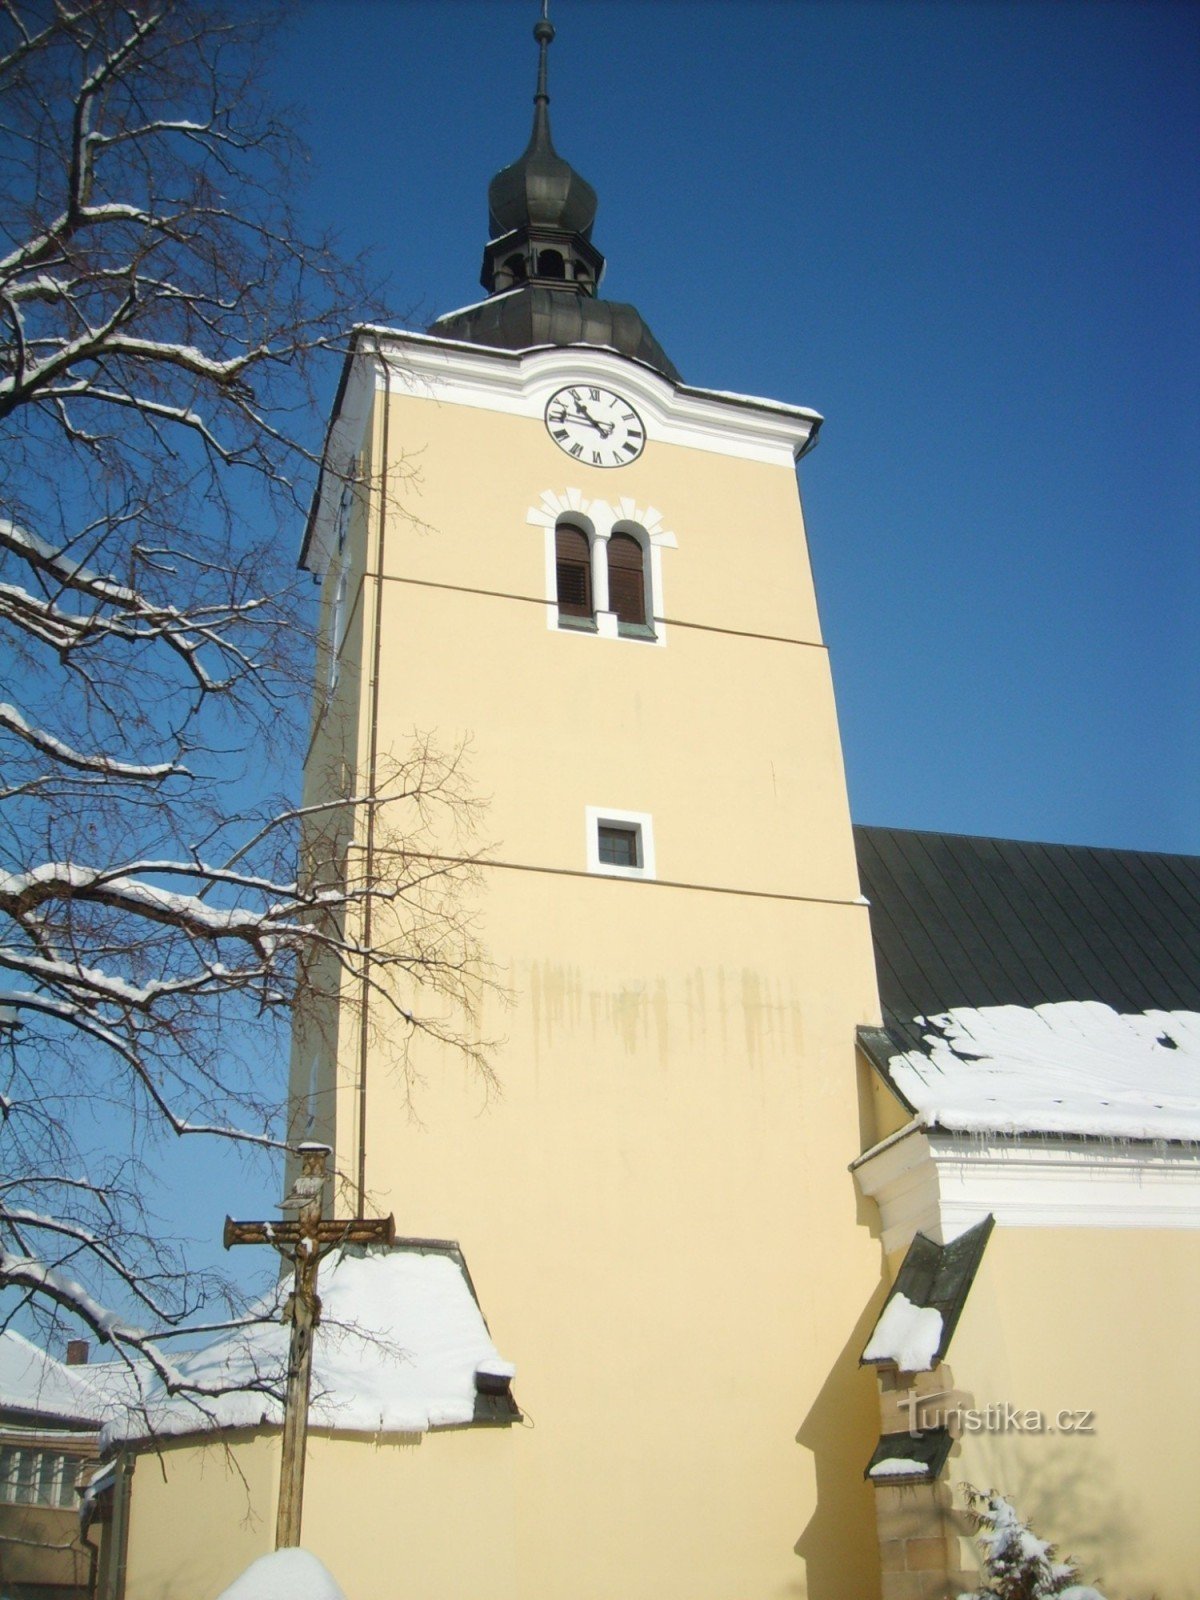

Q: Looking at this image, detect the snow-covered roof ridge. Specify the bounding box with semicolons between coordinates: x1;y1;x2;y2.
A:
107;1243;517;1445
0;1327;147;1427
0;1328;103;1423
886;1001;1200;1142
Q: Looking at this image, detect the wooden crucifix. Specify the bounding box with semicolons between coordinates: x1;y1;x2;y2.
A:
223;1142;395;1548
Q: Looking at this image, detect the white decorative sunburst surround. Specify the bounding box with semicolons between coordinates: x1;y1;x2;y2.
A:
527;488;677;642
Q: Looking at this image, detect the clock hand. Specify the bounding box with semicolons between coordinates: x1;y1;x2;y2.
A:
561;408;613;437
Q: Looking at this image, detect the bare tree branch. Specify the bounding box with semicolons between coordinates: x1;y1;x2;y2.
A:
0;0;495;1419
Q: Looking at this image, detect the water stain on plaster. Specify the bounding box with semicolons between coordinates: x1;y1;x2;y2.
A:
525;959;805;1080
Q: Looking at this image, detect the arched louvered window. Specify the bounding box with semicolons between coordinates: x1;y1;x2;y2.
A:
555;523;592;620
607;532;646;628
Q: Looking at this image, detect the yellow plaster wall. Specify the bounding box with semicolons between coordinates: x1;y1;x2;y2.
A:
121;1433;278;1600
301;1429;518;1599
946;1227;1200;1598
371;397;827;646
169;357;892;1600
120;1429;519;1600
864;1059;912;1144
315;372;888;1598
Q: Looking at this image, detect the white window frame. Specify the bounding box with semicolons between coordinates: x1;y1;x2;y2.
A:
0;1445;77;1508
528;490;675;646
586;806;656;880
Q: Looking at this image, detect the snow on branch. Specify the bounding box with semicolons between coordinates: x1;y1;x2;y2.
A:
0;699;183;779
0;0;495;1396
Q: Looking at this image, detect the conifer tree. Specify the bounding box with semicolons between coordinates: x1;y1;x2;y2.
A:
958;1487;1107;1600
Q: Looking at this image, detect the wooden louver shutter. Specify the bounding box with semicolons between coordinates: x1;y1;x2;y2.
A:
556;525;592;617
607;533;646;626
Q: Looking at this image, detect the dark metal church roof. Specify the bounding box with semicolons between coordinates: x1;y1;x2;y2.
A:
430;287;680;382
854;825;1200;1055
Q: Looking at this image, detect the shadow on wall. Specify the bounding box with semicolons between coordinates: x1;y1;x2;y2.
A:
793;1285;890;1600
954;1432;1142;1594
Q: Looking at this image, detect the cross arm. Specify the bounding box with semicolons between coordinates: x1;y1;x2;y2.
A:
223;1215;396;1250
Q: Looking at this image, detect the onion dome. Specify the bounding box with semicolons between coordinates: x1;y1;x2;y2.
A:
487;19;598;241
428;6;679;383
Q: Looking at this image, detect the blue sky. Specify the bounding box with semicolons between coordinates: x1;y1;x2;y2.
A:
6;1;1196;1342
270;0;1199;854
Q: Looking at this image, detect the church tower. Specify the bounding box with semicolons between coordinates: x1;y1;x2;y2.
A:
294;13;886;1596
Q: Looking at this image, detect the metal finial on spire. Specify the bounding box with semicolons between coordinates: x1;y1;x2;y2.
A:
533;1;554;108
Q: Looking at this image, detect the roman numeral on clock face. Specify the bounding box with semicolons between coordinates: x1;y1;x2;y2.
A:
544;385;646;467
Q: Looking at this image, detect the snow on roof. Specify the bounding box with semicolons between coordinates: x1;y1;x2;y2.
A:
216;1548;346;1600
862;1291;944;1372
868;1455;926;1479
110;1245;515;1444
886;1001;1200;1141
0;1329;103;1423
0;1329;144;1426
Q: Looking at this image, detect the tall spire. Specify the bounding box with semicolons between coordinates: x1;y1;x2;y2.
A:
485;5;599;260
428;2;680;382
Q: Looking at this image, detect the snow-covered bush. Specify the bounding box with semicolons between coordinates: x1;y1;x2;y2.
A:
957;1486;1107;1600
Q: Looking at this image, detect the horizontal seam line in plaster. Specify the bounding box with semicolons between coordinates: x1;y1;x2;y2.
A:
430;852;863;908
365;572;828;651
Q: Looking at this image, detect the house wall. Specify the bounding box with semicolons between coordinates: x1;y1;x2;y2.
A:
0;1502;92;1592
0;1425;100;1596
296;346;888;1599
944;1226;1200;1598
119;1428;517;1600
121;1432;278;1600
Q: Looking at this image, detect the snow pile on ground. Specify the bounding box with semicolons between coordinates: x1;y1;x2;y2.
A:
215;1548;345;1600
862;1290;944;1371
108;1246;515;1443
888;1001;1200;1140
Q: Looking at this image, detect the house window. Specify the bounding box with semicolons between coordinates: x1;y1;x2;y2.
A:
586;807;656;880
0;1445;78;1508
555;523;593;624
607;531;649;633
598;825;639;869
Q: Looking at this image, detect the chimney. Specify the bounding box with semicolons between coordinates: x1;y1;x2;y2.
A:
65;1339;89;1366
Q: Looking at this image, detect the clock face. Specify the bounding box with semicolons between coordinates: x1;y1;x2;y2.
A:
544;385;645;468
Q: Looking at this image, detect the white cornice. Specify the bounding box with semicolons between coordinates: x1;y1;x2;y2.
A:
853;1126;1200;1253
356;326;821;470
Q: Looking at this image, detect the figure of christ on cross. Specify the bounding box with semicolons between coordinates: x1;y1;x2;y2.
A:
224;1143;395;1547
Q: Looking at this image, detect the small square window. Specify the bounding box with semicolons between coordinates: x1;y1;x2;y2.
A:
586;807;655;880
598;825;639;869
